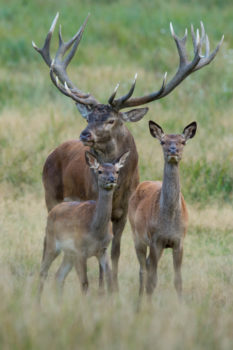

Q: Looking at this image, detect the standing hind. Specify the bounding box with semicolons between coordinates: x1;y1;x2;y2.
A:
129;121;197;300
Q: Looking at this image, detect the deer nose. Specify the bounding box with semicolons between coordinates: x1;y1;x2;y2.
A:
109;175;116;183
80;129;92;142
169;145;177;154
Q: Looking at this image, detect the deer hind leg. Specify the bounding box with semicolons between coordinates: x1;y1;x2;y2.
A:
74;258;89;294
55;254;73;296
38;236;60;302
172;246;183;300
111;215;127;291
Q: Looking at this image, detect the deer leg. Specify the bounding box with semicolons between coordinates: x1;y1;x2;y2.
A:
146;245;163;298
98;262;105;293
111;215;127;291
99;250;113;294
135;243;147;297
38;237;60;302
55;254;73;296
172;246;183;301
74;259;89;294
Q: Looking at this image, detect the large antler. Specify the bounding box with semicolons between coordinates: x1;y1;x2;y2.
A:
32;13;99;106
109;22;224;109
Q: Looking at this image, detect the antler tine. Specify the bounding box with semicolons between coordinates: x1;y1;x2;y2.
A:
170;22;189;67
200;21;206;45
108;83;120;105
205;34;210;56
32;12;59;67
63;14;90;68
191;24;201;55
58;24;63;46
109;73;138;108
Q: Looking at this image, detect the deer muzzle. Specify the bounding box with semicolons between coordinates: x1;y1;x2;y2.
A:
80;129;94;145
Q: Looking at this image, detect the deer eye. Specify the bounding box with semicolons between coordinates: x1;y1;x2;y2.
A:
181;140;186;145
116;170;119;174
160;140;165;145
108;120;115;124
98;170;103;174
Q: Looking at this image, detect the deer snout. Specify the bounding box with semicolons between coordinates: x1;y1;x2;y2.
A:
110;175;116;183
169;145;177;155
80;129;93;143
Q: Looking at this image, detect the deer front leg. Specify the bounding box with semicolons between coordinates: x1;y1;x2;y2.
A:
98;250;113;294
172;245;183;301
98;262;105;293
146;244;163;299
135;242;147;297
111;214;127;291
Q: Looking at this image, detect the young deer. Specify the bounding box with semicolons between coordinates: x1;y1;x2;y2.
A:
128;121;197;300
33;13;222;290
38;151;129;300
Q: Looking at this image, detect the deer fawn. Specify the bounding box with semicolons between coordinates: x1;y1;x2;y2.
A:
33;13;223;290
129;121;197;300
38;151;129;300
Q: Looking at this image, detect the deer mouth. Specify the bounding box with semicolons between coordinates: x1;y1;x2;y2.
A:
104;183;117;190
81;140;95;146
167;155;179;163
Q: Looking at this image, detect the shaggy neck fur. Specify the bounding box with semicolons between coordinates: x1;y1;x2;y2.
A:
93;125;129;162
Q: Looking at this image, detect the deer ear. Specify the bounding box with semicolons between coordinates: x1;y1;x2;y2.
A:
182;121;197;141
85;151;99;170
76;103;92;120
149;120;164;141
115;151;130;171
121;107;149;122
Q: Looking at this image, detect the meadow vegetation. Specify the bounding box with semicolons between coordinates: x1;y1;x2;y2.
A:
0;0;232;349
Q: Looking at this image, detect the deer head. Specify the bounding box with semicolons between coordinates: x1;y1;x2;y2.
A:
32;13;222;149
78;104;148;147
149;121;197;164
85;151;130;190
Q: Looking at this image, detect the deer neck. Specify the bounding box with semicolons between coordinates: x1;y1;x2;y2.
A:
92;125;129;162
159;162;181;216
91;188;114;238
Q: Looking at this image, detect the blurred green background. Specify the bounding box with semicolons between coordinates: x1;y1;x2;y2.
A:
0;0;232;205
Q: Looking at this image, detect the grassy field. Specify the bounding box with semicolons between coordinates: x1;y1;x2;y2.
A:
0;0;233;349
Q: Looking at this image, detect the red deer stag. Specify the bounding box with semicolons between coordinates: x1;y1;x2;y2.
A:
38;151;129;300
32;13;223;290
129;121;197;300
